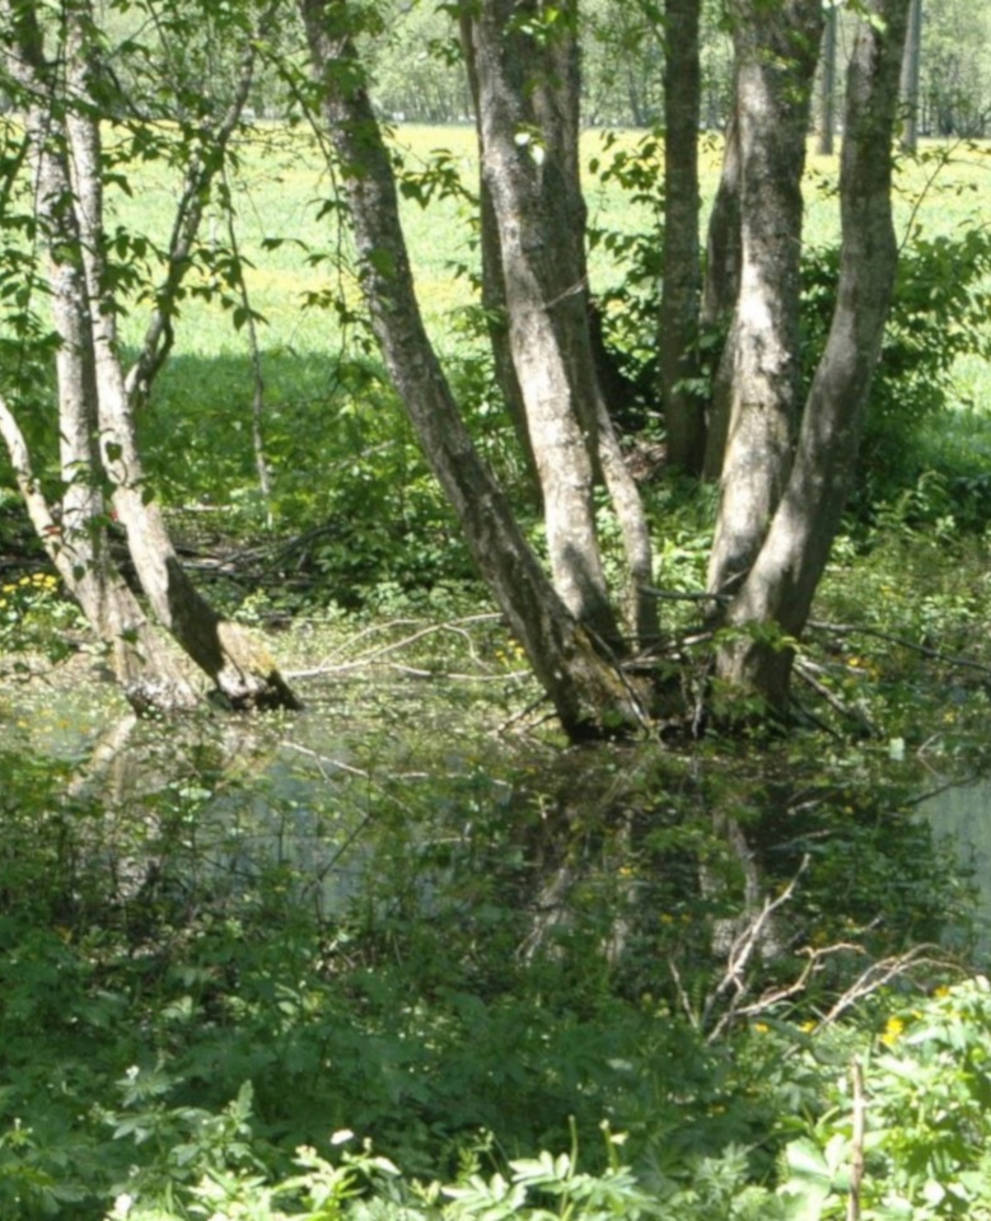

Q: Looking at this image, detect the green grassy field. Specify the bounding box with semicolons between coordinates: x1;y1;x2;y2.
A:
115;123;991;357
3;121;988;611
110;125;987;463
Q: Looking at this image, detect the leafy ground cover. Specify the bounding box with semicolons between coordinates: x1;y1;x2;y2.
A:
2;577;991;1218
2;129;991;1219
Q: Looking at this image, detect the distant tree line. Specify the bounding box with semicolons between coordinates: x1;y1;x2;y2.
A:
360;0;991;136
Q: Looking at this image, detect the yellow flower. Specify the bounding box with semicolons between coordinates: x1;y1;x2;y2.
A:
933;985;951;999
800;1020;816;1032
880;1016;905;1047
753;1022;770;1034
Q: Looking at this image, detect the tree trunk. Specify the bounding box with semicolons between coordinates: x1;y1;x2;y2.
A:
661;0;704;474
700;97;742;479
899;0;922;151
463;0;618;645
818;3;838;156
458;13;538;495
706;0;823;599
0;391;197;712
0;0;199;711
716;0;910;704
299;0;651;739
464;0;658;649
61;3;301;712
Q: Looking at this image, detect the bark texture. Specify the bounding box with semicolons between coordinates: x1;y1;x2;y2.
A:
706;0;823;598
463;0;658;649
66;2;299;711
299;0;650;738
818;4;838;156
717;0;910;702
660;0;704;474
458;13;537;493
0;0;198;711
899;0;922;152
701;98;743;480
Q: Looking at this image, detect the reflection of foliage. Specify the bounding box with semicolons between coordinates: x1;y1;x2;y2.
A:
0;684;974;1218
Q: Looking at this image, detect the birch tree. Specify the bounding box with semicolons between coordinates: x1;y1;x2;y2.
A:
292;0;910;736
0;0;300;712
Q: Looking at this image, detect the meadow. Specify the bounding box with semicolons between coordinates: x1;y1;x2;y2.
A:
97;123;991;599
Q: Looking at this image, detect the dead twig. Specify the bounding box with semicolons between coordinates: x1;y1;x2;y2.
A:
848;1058;865;1221
703;856;809;1038
818;945;949;1027
285;614;505;680
793;657;878;737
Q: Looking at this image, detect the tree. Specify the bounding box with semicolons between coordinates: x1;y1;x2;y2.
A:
705;0;824;605
709;0;910;702
293;0;910;737
818;1;838;155
296;0;654;740
0;0;300;712
660;0;705;474
919;0;991;137
900;0;922;149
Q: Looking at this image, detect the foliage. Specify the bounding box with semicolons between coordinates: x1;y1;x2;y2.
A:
800;220;991;518
0;571;84;659
778;978;991;1219
0;642;982;1218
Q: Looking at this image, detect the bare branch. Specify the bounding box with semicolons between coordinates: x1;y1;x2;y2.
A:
819;945;949;1027
123;9;276;406
286;615;506;679
702;855;809;1037
808;618;991;679
793;657;878;736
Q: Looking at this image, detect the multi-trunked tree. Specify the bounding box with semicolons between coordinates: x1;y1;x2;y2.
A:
0;0;910;737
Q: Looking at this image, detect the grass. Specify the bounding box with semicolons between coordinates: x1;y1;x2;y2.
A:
108;122;991;347
109;122;990;491
3;121;991;595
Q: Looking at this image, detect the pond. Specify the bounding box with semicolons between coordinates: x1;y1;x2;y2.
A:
924;778;991;953
3;630;979;968
1;627;987;1218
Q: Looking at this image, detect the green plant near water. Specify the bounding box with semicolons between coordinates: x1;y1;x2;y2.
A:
0;689;980;1221
0;570;84;658
32;974;991;1220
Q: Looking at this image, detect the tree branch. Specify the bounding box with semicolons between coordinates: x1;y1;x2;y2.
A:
123;10;271;406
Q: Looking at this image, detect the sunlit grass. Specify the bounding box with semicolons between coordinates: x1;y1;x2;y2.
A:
109;122;989;375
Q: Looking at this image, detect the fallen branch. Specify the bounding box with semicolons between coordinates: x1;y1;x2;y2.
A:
808;619;991;680
793;657;878;737
285;614;505;680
